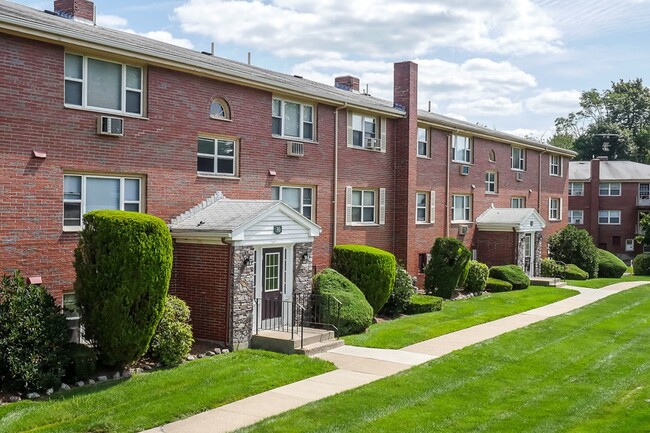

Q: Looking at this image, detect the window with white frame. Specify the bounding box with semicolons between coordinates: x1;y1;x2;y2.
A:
62;293;80;320
599;182;621;196
63;174;141;228
640;183;650;199
511;197;525;208
452;135;472;163
351;113;377;148
626;238;635;252
272;185;314;220
548;198;561;221
64;53;143;115
197;137;236;176
451;194;471;222
599;210;621;224
417;127;430;157
485;171;498;193
415;191;435;224
346;187;385;225
549;154;562;176
511;146;525;171
568;210;584;225
271;98;314;140
568;182;584;196
209;97;230;120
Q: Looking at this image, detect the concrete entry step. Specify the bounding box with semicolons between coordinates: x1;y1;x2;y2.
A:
530;277;566;287
295;339;345;356
251;328;338;354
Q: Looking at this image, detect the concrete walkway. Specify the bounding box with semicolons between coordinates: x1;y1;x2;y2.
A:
142;281;646;433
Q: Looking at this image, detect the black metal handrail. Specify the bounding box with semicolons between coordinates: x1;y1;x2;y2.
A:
554;260;567;283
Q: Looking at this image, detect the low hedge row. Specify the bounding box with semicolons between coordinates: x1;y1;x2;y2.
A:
405;294;443;314
488;265;529;290
485;278;513;292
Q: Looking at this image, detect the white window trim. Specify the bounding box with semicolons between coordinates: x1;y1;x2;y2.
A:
272;97;315;141
417;127;430;158
511;146;526;171
548;197;562;221
598;210;621;225
197;137;237;177
549;154;562;177
345;187;386;225
626;238;635;252
511;197;525;208
568;182;584;196
451;134;472;164
599;182;622;196
485;171;498;194
271;185;315;221
415;191;435;224
451;194;472;223
568;210;584;225
347;111;386;152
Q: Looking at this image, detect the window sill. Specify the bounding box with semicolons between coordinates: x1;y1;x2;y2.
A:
451;160;473;165
272;135;318;145
511;168;526;172
210;116;232;122
485;191;498;195
347;145;385;153
349;222;380;227
64;104;148;120
63;227;82;233
451;221;473;224
197;173;241;180
416;155;432;159
415;222;433;226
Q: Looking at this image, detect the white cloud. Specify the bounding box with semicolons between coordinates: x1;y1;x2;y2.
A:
96;14;128;28
447;97;523;117
97;14;195;49
504;128;549;140
525;89;581;114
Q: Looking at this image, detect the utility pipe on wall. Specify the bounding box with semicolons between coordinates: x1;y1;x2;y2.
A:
332;103;348;248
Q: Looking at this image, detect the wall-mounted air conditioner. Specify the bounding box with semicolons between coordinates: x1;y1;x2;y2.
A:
365;138;381;150
459;225;469;235
97;116;124;136
287;141;304;157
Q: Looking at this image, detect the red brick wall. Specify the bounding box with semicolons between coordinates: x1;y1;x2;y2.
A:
476;231;516;267
170;243;230;342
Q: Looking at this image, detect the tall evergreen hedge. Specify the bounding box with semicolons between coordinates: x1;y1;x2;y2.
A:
596;248;627;278
548;225;598;278
331;245;396;314
424;237;471;299
74;210;173;367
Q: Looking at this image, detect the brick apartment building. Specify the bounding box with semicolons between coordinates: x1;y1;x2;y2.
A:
568;158;650;261
0;0;575;348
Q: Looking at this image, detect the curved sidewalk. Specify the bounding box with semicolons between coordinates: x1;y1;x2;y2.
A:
142;281;646;433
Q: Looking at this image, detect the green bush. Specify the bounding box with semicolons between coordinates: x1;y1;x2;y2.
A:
548;225;598;278
633;253;650;276
540;258;560;277
149;295;194;367
0;272;70;392
424;237;471;299
464;260;489;293
405;294;443;315
485;278;513;292
563;264;589;280
489;265;530;290
313;269;373;336
74;210;174;368
596;249;627;278
332;245;396;314
379;264;415;316
65;343;97;383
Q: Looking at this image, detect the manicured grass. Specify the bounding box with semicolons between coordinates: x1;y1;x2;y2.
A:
0;350;334;433
566;275;650;288
239;285;650;433
343;286;578;349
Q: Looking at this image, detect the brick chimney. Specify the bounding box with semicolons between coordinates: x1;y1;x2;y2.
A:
334;75;360;92
54;0;96;24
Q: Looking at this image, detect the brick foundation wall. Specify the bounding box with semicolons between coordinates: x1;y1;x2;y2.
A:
476;231;516;267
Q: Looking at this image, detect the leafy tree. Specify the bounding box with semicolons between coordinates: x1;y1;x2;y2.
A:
548;225;598;278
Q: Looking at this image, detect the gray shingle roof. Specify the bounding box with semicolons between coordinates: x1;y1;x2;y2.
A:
170;197;281;232
569;160;650;181
476;208;539;225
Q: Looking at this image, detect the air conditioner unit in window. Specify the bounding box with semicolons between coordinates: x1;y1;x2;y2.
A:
516;172;524;182
460;165;470;176
97;116;124;136
575;219;583;225
365;137;380;150
287;141;304;157
459;225;469;235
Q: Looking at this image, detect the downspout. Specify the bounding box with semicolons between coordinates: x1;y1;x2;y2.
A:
445;134;452;237
333;102;348;248
538;150;547;211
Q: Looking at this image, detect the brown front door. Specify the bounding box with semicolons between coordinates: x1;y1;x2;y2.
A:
261;247;283;320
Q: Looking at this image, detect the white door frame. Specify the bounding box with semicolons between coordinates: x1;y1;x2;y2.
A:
253;244;294;329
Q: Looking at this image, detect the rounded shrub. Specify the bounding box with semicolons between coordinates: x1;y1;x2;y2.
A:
313;268;373;336
74;210;174;368
540;258;560;278
596;249;627;278
485;278;513;292
464;260;489;293
379;264;415;317
0;272;70;392
563;264;589;280
149;295;194;367
548;225;598;278
424;237;471;299
489;265;530;290
405;294;443;315
633;253;650;276
332;245;396;314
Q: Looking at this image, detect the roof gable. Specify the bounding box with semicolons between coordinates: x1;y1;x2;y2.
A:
476;208;546;232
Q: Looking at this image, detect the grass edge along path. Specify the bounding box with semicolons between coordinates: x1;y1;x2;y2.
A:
343;286;578;349
238;284;650;433
0;350;335;433
566;275;650;289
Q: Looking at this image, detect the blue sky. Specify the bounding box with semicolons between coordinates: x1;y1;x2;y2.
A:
12;0;650;139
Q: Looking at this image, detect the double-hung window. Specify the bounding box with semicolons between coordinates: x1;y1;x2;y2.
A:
640;183;650;199
416;191;435;223
451;194;471;222
452;135;472;163
568;182;584;196
64;53;143;115
272;185;314;220
511;197;525;208
346;187;385;225
272;98;314;140
197;137;236;176
599;210;621;224
568;210;584;225
549;154;562;176
548;198;561;221
599;182;621;196
63;174;141;229
352;114;377;148
511;146;525;170
485;171;497;193
417;127;430;157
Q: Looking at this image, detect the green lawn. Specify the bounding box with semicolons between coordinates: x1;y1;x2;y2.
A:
238;285;650;433
0;350;334;433
566;275;650;288
343;286;578;349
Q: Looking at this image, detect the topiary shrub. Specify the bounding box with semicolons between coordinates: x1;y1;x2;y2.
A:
424;237;471;299
405;294;443;314
464;260;489;293
633;253;650;276
379;264;415;317
540;258;560;278
563;264;589;280
548;225;598;278
596;249;627;278
74;210;174;368
332;245;396;314
149;295;194;367
489;265;530;290
485;278;513;292
65;343;97;383
313;268;373;336
0;272;70;392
